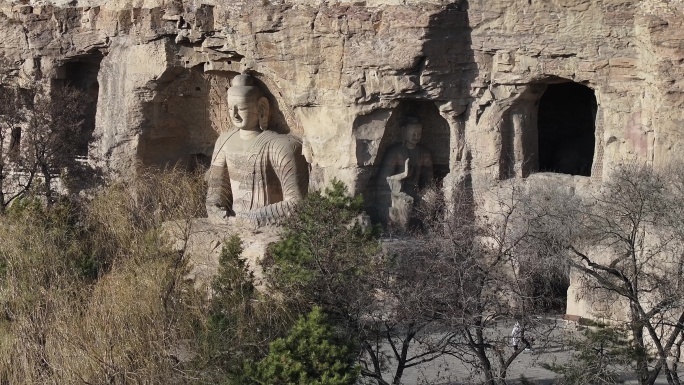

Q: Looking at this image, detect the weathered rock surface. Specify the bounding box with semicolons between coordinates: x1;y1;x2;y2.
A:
3;0;684;319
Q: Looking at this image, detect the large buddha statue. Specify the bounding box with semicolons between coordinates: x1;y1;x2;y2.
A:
205;73;308;226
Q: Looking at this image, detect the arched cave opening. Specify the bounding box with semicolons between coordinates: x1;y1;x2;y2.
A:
537;82;597;176
526;266;570;314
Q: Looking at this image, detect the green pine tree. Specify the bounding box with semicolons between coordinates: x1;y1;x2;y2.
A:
544;325;636;385
266;179;380;318
247;306;359;385
196;235;259;381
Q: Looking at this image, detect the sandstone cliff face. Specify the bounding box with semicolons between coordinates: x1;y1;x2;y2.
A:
1;0;684;316
2;0;682;188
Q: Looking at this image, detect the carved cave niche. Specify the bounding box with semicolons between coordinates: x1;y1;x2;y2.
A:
366;100;451;223
53;52;104;157
137;66;215;172
246;71;303;137
137;68;301;172
201;70;302;138
500;79;600;179
202;70;302;137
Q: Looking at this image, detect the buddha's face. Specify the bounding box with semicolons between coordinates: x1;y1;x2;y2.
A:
227;94;260;131
405;123;423;147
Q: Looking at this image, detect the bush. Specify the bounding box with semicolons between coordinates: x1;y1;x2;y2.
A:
246;306;359;385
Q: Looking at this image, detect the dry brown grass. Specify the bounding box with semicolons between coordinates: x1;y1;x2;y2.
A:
0;168;208;385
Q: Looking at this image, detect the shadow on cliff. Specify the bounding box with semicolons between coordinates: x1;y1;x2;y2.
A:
423;0;478;228
422;0;477;203
368;0;478;228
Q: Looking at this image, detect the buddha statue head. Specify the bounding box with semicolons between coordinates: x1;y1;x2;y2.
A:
402;116;423;149
226;73;270;131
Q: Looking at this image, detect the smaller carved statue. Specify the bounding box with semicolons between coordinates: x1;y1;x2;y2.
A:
385;159;414;228
205;73;308;226
377;117;434;227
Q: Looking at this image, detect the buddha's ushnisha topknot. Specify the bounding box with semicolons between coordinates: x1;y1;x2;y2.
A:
231;73;254;87
227;73;261;100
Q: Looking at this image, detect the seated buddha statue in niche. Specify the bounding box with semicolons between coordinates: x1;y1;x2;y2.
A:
205;73;309;226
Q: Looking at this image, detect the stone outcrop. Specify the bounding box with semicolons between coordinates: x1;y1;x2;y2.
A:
2;0;684;319
165;218;280;292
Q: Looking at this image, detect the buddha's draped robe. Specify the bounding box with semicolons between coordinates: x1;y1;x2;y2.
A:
206;130;308;225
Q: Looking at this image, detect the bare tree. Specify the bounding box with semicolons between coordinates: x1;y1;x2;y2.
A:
264;182;461;385
25;85;92;203
0;83;93;211
355;245;462;385
267;180;564;385
0;85;36;212
387;184;563;385
523;164;684;385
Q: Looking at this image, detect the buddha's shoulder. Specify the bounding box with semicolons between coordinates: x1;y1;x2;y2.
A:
258;131;303;149
215;129;239;143
384;144;408;157
415;144;432;156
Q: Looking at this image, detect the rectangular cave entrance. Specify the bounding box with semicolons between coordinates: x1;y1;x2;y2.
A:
537;82;597;176
55;54;103;157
